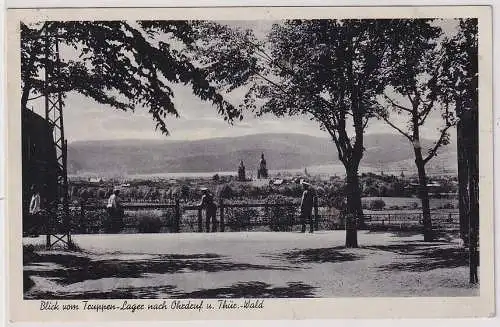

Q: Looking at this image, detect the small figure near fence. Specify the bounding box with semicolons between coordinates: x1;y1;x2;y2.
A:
199;187;218;232
238;160;246;181
27;184;44;236
257;153;268;179
106;189;124;233
300;181;315;233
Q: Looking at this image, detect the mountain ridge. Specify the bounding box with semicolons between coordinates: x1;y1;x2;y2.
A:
67;133;457;176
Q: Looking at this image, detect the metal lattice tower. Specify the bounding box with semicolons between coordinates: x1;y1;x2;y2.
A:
44;28;71;249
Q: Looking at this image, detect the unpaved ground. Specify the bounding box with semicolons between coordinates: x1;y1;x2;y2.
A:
23;231;478;299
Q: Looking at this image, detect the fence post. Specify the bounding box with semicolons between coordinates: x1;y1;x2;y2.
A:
314;196;319;230
219;198;225;232
175;199;180;233
264;203;270;229
197;207;203;232
80;205;86;234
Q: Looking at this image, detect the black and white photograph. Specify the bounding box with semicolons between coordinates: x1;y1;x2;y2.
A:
6;5;494;321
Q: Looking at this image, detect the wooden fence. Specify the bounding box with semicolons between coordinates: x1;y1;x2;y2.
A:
71;200;459;234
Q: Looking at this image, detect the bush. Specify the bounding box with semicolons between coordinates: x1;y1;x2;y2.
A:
266;195;297;231
227;207;258;231
172;184;190;200
369;199;386;210
280;184;303;197
102;208;125;233
23;244;37;264
217;184;234;199
137;217;163;233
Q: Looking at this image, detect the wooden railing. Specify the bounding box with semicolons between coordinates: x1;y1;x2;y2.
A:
75;199;323;233
73;200;459;234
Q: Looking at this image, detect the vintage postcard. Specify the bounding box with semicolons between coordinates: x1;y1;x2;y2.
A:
5;5;495;322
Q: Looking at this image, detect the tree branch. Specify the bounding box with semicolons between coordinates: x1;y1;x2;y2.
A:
423;125;452;164
384;93;413;113
406;90;416;109
27;94;44;101
376;113;413;141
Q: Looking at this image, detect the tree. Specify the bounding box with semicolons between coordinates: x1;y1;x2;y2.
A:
374;20;457;241
192;20;398;247
438;19;479;283
21;21;241;135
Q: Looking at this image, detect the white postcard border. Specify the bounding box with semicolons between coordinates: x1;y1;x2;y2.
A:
5;5;495;322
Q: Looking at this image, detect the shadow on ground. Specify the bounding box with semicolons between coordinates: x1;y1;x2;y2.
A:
26;281;317;299
365;230;460;241
279;246;363;264
178;281;316;298
24;252;293;287
370;241;469;272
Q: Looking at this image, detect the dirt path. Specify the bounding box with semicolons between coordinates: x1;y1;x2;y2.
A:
23;231;478;299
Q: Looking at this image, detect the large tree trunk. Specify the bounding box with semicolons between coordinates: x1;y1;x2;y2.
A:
457;119;470;245
463;109;479;284
414;147;433;242
345;166;362;248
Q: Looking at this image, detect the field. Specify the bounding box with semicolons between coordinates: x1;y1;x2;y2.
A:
362;197;458;210
23;231;477;299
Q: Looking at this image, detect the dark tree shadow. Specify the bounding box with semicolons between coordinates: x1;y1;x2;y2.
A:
26;281;317;300
374;245;468;272
363;239;451;255
365;230;460;241
24;252;293;287
176;281;316;298
279;246;363;264
26;284;180;300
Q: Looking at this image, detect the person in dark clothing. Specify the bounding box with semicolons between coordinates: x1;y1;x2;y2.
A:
258;153;268;179
238;160;246;181
199;187;217;232
106;189;123;232
300;181;315;233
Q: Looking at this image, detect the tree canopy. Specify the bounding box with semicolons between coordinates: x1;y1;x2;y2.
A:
191;19;414;247
21;20;241;135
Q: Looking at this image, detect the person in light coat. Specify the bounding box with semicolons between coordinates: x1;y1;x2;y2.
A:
28;184;42;236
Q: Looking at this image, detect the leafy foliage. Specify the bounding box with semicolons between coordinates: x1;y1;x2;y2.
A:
369;199;386;210
437;19;478;114
21;20;241;135
375;19;458;165
226;207;258;231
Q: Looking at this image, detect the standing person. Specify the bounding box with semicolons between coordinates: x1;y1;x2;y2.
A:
106;189;123;232
300;181;315;233
258;153;268;179
28;184;42;236
238;160;246;181
199;187;217;232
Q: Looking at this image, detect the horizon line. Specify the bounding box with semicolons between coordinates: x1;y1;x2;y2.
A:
67;131;410;144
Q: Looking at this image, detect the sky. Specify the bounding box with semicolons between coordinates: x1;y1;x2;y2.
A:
28;19;458;143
